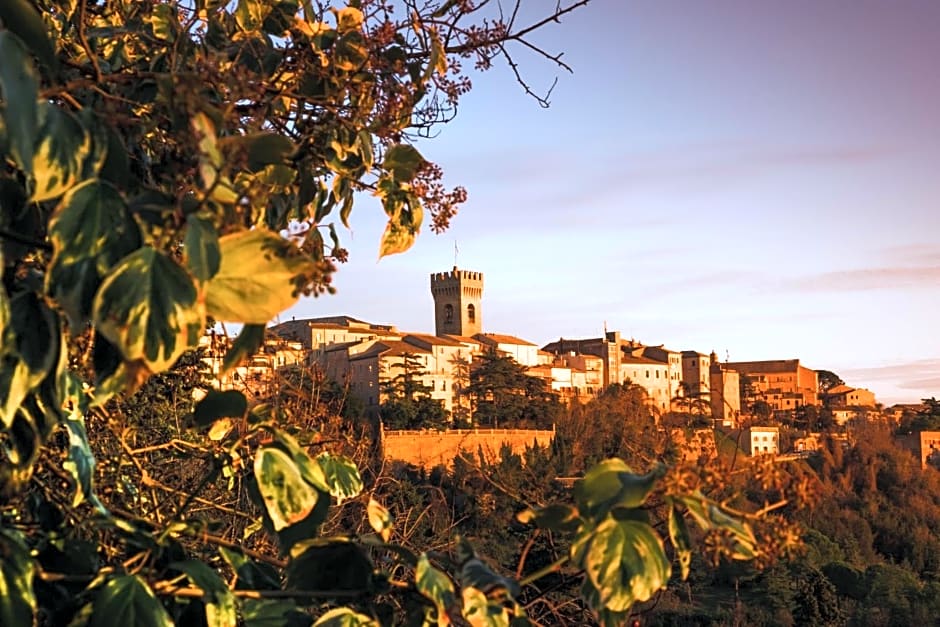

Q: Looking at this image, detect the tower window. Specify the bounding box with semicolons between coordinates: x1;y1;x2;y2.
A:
467;304;475;323
444;304;454;323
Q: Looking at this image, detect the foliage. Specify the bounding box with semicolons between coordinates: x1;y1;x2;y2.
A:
0;0;805;625
466;349;562;428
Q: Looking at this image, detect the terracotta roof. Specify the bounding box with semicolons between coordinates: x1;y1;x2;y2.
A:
621;354;666;366
349;341;431;361
403;333;465;347
725;359;802;374
441;334;483;345
824;384;855;395
475;333;536;346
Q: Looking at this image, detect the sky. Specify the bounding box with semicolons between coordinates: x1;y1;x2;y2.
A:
282;0;940;405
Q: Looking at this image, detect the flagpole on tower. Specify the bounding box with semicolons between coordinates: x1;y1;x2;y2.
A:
454;240;459;267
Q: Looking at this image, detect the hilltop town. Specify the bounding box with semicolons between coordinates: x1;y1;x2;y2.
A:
197;266;931;463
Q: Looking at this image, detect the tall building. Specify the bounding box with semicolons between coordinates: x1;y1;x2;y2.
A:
430;266;483;337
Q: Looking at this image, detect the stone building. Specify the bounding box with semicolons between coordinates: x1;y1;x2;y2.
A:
430;267;483;337
726;359;818;411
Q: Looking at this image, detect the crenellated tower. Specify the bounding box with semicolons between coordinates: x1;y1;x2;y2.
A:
430;266;483;337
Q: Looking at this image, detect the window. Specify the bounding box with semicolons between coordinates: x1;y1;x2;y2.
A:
467;304;475;322
444;303;454;323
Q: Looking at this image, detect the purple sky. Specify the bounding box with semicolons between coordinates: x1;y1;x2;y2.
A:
282;0;940;405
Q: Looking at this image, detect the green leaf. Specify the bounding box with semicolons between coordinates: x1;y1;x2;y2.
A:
30;103;93;202
461;587;511;627
235;0;268;31
516;504;581;532
0;529;36;627
313;608;379;626
254;446;321;531
244;133;295;171
573;459;662;519
46;179;142;325
0;31;39;174
89;575;173;627
191;113;238;204
286;538;374;593
383;144;424;181
667;504;692;581
0;0;58;72
150;4;177;41
185;214;221;282
240;598;306;627
271;430;331;493
221;324;266;375
367;497;393;542
169;560;237;627
10;291;56;382
92;247;205;374
415;554;456;625
206;229;316;324
461;558;520;600
218;546;281;591
194;389;248;428
64;406;107;512
573;518;671;614
378;219;416;258
674;495;757;560
316;451;363;503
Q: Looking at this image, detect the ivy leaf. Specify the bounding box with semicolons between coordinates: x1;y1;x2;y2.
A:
92;247;205;375
0;31;39;174
168;560;237;627
286;538;374;593
240;599;304;627
0;529;36;627
206;229;316;324
244;133;295;172
89;575;173;627
64;408;106;512
193;389;248;428
383;144;424;181
516;504;581;533
184;214;221;282
46;179;142;325
235;0;268;32
271;430;331;493
674;495;758;560
150;4;177;41
573;459;661;519
573;517;671;613
316;451;363;503
416;554;456;626
378;219;416;258
220;324;265;375
367;497;393;542
668;504;692;580
254;446;321;531
30;103;93;202
461;587;510;627
313;608;379;626
334;7;364;33
0;0;58;72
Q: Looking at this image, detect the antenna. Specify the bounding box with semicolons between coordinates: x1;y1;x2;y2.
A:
454;240;459;267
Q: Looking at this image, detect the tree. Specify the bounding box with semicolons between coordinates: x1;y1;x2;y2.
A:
817;369;846;394
449;352;471;425
467;349;561;428
0;1;789;624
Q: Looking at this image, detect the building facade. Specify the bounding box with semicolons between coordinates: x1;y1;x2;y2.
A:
431;267;483;337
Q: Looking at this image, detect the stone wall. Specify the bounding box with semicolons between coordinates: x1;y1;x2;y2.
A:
381;428;554;469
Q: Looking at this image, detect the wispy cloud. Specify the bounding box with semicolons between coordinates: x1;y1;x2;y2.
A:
779;266;940;293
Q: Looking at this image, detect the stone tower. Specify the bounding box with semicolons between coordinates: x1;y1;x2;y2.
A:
430;266;483;337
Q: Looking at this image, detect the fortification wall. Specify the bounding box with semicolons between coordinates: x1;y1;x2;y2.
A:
381;428;554;469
